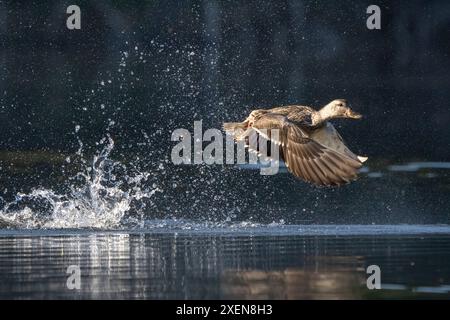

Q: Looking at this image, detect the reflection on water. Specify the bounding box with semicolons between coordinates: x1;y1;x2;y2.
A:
221;265;364;299
0;231;449;299
388;162;450;172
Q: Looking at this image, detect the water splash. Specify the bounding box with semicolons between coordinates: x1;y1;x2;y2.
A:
0;135;158;229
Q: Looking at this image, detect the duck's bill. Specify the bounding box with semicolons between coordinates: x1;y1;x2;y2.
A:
346;110;362;119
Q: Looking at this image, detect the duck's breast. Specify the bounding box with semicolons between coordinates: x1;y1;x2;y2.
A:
309;123;359;161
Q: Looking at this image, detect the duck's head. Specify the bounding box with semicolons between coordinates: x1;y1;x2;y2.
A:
321;99;362;120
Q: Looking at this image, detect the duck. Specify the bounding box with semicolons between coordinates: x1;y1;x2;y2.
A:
223;99;368;186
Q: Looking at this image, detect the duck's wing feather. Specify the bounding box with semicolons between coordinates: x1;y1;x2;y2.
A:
309;123;358;161
251;114;363;186
310;123;369;163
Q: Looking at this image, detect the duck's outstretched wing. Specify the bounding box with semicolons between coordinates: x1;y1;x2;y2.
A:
251;114;363;186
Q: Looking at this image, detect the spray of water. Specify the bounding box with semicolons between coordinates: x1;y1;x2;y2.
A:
0;135;159;229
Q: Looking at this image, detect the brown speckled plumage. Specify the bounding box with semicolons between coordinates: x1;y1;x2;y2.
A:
223;99;368;187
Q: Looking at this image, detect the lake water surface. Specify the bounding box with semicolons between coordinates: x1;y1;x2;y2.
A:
1;225;450;299
1;148;450;299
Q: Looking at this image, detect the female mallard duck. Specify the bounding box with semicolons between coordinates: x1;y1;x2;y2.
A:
223;99;368;186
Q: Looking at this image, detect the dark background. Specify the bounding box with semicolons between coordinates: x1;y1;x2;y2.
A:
0;0;449;224
0;0;449;159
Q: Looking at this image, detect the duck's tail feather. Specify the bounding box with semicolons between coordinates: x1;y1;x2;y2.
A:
223;121;247;132
223;121;250;141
